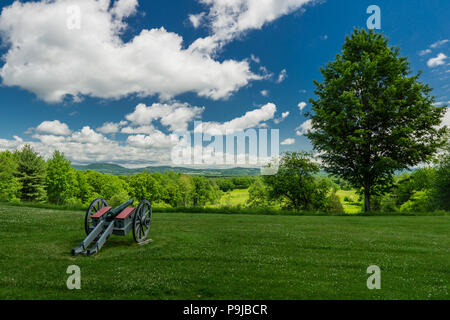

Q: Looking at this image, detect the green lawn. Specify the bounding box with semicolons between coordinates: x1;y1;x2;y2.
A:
0;204;448;300
336;189;363;214
216;188;249;207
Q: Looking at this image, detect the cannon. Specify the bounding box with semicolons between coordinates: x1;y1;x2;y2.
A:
72;198;152;256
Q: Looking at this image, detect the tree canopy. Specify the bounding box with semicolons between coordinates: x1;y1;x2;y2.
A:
307;29;447;212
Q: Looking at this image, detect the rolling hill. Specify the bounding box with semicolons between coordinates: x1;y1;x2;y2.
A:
72;163;261;176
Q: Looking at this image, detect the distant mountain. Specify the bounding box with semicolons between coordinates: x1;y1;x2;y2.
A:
72;163;261;176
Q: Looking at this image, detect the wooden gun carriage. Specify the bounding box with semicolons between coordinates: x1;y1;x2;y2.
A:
72;198;152;256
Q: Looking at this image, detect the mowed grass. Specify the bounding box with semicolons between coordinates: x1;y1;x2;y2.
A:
0;204;448;300
216;188;249;207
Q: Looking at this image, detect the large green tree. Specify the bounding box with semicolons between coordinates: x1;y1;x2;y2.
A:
45;150;76;204
307;29;446;212
14;145;46;202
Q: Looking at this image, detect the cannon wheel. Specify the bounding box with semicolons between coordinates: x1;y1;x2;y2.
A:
133;200;152;243
85;198;108;235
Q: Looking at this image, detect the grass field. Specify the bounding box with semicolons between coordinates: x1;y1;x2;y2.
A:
217;189;249;207
213;188;363;214
0;204;448;300
336;190;363;214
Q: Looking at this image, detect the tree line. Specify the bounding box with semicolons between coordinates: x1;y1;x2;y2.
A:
0;145;222;208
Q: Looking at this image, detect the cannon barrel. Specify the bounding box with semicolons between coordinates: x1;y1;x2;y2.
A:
105;199;134;220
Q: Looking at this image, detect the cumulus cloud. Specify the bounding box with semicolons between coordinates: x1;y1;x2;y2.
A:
280;138;295;145
36;120;72;136
419;40;448;56
188;0;317;54
427;53;448;67
125;102;204;131
0;0;259;103
189;12;205;28
298;101;307;112
1;125;178;166
260;90;269;96
274;111;290;124
195;103;277;135
111;0;138;19
97;121;127;134
127;132;179;149
296;119;312;136
0;101;284;166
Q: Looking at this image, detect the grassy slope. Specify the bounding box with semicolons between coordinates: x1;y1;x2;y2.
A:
0;204;448;300
216;189;250;207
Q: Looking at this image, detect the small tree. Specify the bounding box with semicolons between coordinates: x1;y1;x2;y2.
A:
14;145;46;202
246;178;270;208
0;151;21;202
307;29;446;212
46;150;76;204
263;152;328;211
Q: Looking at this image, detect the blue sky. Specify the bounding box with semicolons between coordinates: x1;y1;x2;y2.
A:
0;0;448;167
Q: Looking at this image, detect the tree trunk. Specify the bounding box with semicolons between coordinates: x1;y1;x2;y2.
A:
364;186;371;212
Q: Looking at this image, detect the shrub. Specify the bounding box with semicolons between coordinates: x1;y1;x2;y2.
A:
325;189;344;214
380;195;398;212
400;191;431;212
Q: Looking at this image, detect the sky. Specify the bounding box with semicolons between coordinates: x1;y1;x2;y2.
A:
0;0;448;168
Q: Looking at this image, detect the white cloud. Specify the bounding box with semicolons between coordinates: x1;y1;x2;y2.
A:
196;103;277;135
1;125;178;166
427;53;448;68
296;119;312;136
0;0;259;103
274;111;290;124
111;0;138;19
0;136;23;150
36;120;72;136
260;90;269;96
127;132;179;149
121;125;156;135
188;0;317;54
276;69;287;83
280;138;295;145
250;54;260;64
298;101;307;112
189;12;205;28
125;102;204;131
0;101;284;166
97;121;127;134
430;39;449;49
433;101;450;107
71;126;107;144
419;49;432;56
419;40;448;56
